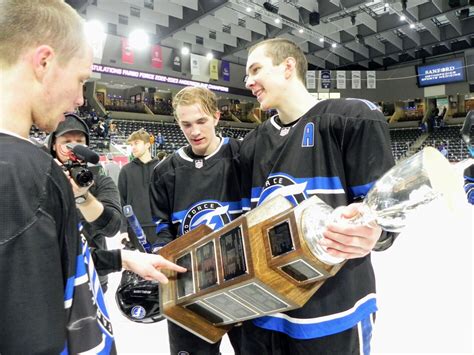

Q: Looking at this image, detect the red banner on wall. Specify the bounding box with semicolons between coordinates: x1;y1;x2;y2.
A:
151;44;163;69
121;38;134;64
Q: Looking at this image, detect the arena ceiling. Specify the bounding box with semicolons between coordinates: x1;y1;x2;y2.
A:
69;0;474;70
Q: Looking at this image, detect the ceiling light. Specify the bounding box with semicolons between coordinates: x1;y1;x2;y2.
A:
128;29;149;50
181;47;189;55
206;52;213;60
298;29;304;34
246;7;252;12
274;18;281;24
331;43;337;48
84;20;105;38
400;15;406;21
319;37;324;42
409;23;415;29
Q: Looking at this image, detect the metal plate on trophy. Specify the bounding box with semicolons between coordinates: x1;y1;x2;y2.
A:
280;260;324;282
204;293;258;320
219;225;248;281
267;220;295;257
185;301;231;324
196;241;218;290
229;283;289;313
176;253;194;299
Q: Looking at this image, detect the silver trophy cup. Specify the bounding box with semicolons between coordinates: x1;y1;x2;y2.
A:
300;147;465;265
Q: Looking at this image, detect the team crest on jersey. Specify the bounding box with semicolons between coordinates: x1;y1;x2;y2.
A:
258;174;308;206
280;127;291;136
182;201;230;234
195;159;204;169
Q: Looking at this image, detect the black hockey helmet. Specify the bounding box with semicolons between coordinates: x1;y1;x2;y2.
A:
115;270;165;323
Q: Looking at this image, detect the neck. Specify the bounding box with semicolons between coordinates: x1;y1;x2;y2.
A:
138;151;152;163
195;135;221;156
276;81;319;125
0;69;33;138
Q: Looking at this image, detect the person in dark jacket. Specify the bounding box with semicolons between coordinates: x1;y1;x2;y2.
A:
48;113;122;292
118;128;161;248
0;2;185;352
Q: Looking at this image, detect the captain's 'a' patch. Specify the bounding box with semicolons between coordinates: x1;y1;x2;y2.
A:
301;122;314;148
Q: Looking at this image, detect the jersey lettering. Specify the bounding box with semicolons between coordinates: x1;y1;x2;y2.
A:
302;122;315;147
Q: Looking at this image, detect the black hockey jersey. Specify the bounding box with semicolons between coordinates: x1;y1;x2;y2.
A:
239;98;395;339
150;137;242;241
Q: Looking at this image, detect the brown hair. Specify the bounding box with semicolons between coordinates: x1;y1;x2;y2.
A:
0;0;87;68
127;128;150;144
248;38;307;83
172;87;218;120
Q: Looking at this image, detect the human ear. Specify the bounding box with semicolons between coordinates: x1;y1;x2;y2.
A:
31;45;55;81
284;57;297;79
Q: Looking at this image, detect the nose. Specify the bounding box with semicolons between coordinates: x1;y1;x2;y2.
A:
190;125;200;137
245;76;254;90
75;91;85;108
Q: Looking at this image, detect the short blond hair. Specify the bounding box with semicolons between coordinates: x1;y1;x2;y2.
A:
127;128;150;144
172;87;218;120
248;38;307;83
0;0;87;68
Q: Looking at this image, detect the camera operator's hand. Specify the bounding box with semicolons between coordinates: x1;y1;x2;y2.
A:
68;175;93;198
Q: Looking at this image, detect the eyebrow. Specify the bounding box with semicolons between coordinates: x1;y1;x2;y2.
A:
246;62;258;74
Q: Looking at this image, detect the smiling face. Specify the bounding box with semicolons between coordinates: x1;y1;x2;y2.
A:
53;131;87;163
176;103;220;156
245;45;289;111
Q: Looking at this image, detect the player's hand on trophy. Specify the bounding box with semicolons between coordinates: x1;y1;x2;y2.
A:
121;249;187;283
319;203;382;260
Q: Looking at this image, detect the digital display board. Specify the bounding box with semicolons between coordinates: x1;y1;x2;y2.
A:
416;58;466;87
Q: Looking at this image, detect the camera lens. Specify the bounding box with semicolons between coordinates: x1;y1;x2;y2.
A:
70;166;94;187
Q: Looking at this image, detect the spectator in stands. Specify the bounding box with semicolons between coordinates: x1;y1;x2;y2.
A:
0;1;184;353
156;131;165;148
150;86;242;355
118;128;160;249
103;152;121;185
438;143;448;158
48;114;123;292
437;106;447;128
428;104;439;132
240;37;396;354
156;150;168;162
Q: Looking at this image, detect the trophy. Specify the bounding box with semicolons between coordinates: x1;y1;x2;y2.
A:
158;147;465;343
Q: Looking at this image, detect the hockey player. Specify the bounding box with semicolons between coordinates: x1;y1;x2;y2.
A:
0;1;185;353
239;38;397;354
150;86;242;354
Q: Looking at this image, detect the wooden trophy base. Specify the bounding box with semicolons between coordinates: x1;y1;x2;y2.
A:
159;196;344;343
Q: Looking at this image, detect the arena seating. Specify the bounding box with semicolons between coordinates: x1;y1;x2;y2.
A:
30;117;473;164
389;128;422;161
420;125;473;162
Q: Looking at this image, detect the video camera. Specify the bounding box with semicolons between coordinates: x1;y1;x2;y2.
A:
63;144;100;187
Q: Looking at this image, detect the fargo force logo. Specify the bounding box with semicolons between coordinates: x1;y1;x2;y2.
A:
181;201;230;234
258;174;308;206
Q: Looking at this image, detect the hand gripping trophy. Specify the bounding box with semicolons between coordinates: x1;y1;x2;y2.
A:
158;147;469;343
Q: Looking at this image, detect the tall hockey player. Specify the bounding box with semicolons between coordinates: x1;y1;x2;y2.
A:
240;38;397;354
150;86;242;354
